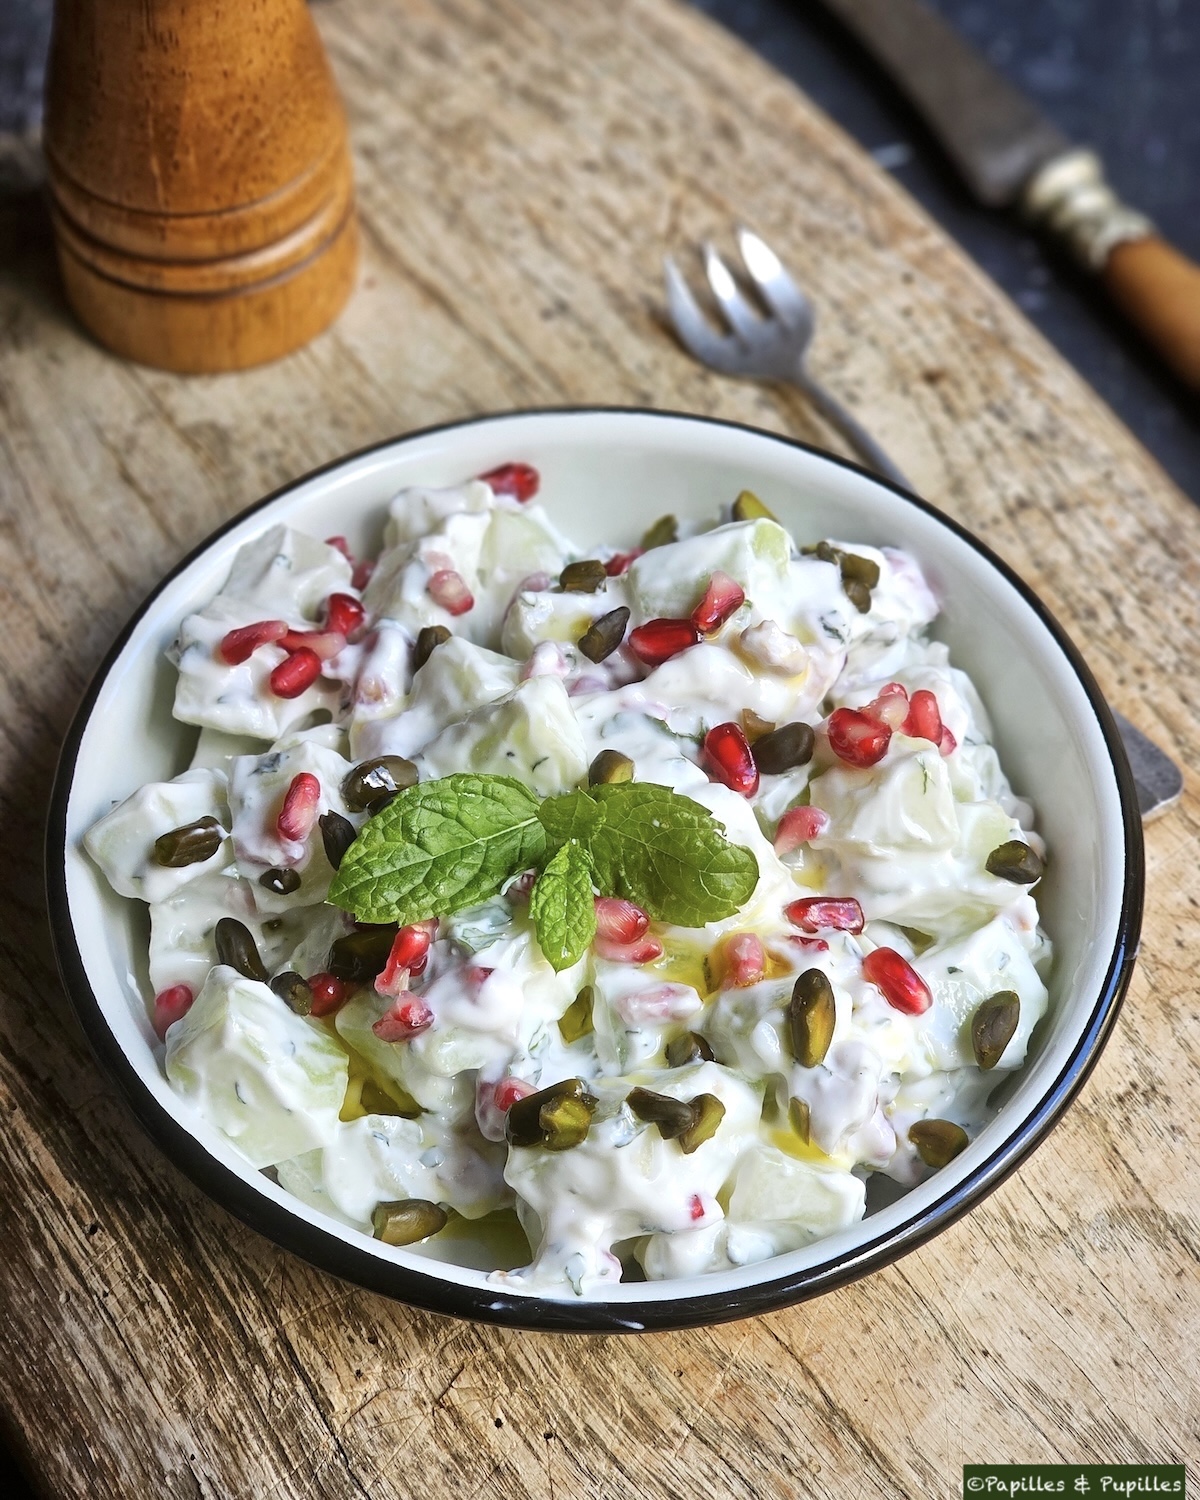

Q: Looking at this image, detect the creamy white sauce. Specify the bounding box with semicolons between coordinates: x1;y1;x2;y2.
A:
86;477;1051;1298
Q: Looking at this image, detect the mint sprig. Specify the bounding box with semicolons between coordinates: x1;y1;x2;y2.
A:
586;782;759;927
329;773;546;926
330;771;761;959
528;839;597;972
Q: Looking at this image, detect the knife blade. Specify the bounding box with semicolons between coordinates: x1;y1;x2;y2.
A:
818;0;1067;206
817;0;1200;389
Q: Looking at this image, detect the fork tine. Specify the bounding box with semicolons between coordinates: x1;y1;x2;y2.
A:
736;227;812;330
703;243;761;338
663;255;731;365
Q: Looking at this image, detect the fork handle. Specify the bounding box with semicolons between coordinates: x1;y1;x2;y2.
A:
790;368;913;491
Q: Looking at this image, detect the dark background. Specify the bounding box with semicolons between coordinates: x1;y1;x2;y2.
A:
0;0;1195;1491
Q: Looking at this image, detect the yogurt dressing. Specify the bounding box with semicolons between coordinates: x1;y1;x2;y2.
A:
84;470;1051;1297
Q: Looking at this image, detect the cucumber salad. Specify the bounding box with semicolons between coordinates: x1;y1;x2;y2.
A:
84;462;1050;1297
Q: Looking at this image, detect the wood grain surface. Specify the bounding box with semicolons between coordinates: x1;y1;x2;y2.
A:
1;0;1197;1494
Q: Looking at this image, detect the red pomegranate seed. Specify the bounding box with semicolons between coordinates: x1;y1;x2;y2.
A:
627;617;701;667
774;806;831;853
479;462;540;502
939;725;958;756
691;571;746;634
605;549;642;576
791;936;830;953
902;688;942;743
352;558;375;590
218;619;288;665
325;535;352;560
862;947;932;1014
277;772;321;841
614;982;696;1023
152;983;194;1040
324;592;365;636
593;934;664;964
377;924;433;995
475;1075;536;1140
464;965;495;991
308;972;352;1017
269;648;322;698
827;707;892;768
493;1077;535;1112
863;682;910;729
373;995;435;1042
594;897;649;944
723;932;766;987
689;1192;707;1223
428;568;474;615
279;628;346;661
786;896;865;933
703;722;759;797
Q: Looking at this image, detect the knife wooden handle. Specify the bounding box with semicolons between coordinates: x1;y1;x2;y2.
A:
1023;150;1200;392
1103;235;1200;391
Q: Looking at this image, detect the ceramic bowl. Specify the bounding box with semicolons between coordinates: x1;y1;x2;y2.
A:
47;408;1143;1332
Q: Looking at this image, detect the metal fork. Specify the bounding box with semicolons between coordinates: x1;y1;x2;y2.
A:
663;228;1181;821
664;227;912;491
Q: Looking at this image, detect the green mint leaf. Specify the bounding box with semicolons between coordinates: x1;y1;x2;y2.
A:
538;788;604;854
529;839;597;972
329;773;546;925
587;782;759;927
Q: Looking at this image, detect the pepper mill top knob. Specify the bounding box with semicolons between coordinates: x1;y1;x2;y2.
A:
44;0;358;373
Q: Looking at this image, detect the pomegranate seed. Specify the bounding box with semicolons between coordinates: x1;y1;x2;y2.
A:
352;559;375;590
605;549;642;576
325;535;352;560
614;981;698;1023
519;571;552;593
152;983;193;1040
372;995;435;1042
902;689;942;743
277;773;321;841
479;462;540;502
691;571;746;634
324;592;365;636
218;619;288;665
863;682;910;729
594;934;664;964
774;806;831;853
723;932;766;987
939;725;958;756
464;965;495;990
689;1192;707;1223
308;972;352;1017
493;1077;535;1112
787;897;853;936
428;568;474;615
269;648;321;698
376;924;433;995
475;1075;536;1140
791;935;830;953
703;722;759;797
862;947;932;1015
827;707;892;767
786;896;864;933
594;897;649;944
627;617;701;668
278;629;346;661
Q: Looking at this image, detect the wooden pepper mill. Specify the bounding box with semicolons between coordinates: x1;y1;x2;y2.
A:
43;0;358;373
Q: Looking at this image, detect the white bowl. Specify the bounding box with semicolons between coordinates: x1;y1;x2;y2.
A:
47;409;1142;1332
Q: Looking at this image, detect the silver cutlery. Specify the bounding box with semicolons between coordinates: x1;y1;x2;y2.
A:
663;229;1182;821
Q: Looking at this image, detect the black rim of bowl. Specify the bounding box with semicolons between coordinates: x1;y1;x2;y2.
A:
45;407;1145;1334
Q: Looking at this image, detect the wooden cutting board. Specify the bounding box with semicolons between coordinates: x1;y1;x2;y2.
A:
0;1;1196;1494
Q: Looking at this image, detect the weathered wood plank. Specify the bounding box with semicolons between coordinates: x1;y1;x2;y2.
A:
0;0;1195;1495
